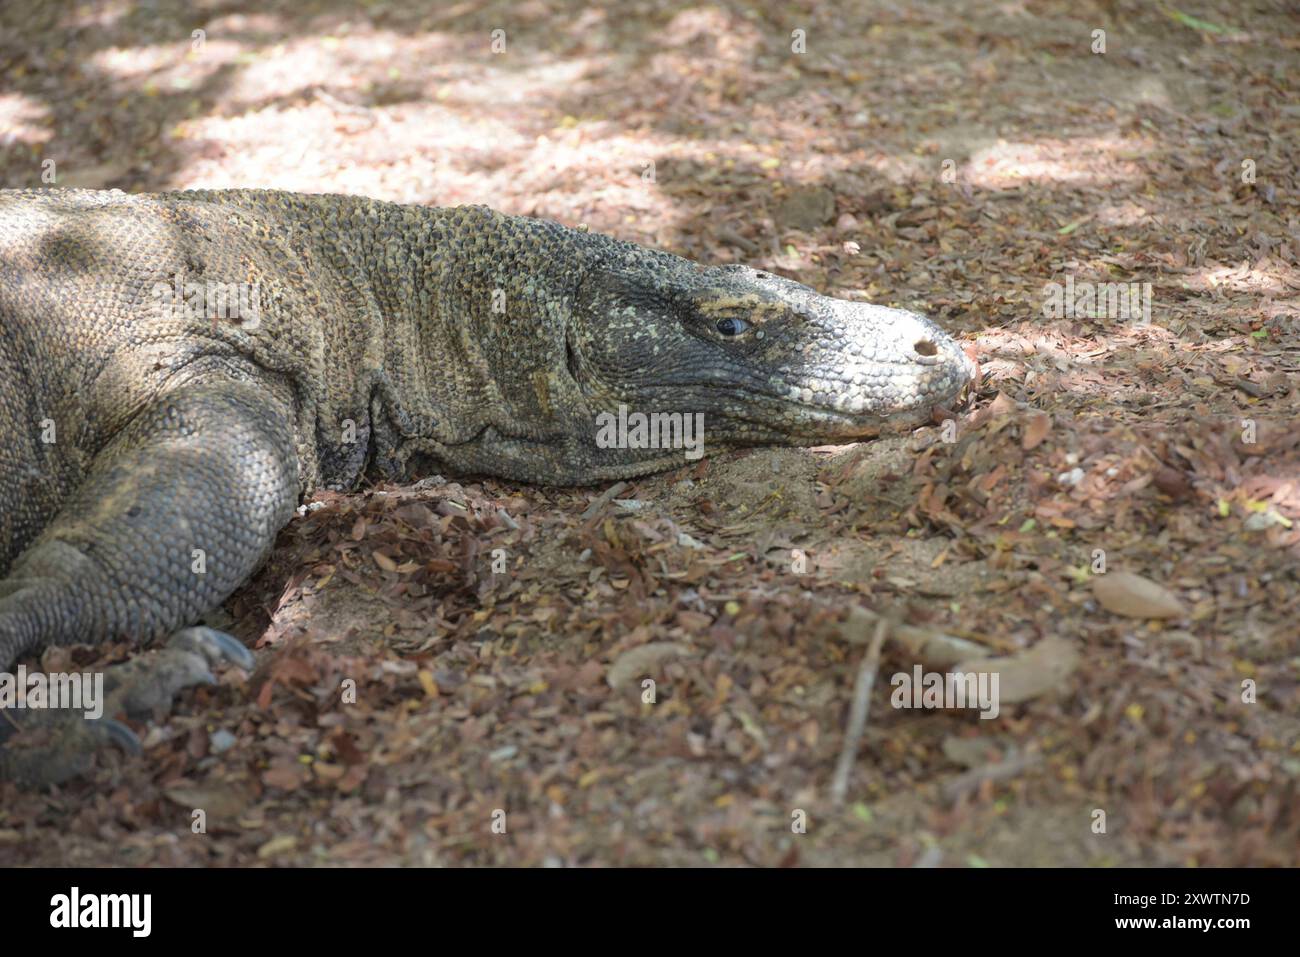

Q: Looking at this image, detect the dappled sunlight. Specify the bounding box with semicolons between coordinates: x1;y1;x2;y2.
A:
89;40;231;85
963;136;1152;188
1186;261;1300;297
0;94;51;146
58;0;133;31
1094;200;1150;227
660;6;763;61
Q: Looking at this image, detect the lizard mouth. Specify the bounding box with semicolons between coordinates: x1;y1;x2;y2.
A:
578;353;975;444
718;354;977;441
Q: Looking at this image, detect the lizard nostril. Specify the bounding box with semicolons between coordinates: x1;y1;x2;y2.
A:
914;338;938;357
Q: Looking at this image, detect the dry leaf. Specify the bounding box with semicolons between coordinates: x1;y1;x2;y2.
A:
1092;572;1186;619
163;782;253;818
256;835;298;859
607;642;692;689
1153;467;1193;500
262;763;308;791
956;635;1079;704
942;735;1005;769
1022;411;1051;450
988;392;1018;417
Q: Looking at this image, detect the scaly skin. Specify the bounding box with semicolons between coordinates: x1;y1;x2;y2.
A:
0;187;972;783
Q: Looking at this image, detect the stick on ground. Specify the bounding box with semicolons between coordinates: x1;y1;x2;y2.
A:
830;615;890;807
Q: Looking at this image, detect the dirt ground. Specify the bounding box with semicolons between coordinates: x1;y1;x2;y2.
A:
1;0;1297;866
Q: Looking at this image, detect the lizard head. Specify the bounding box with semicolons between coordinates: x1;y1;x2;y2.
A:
566;251;974;453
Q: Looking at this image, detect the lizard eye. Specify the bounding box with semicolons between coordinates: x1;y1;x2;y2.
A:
715;317;750;336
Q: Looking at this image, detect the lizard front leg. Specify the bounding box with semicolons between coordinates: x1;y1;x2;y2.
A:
0;377;299;786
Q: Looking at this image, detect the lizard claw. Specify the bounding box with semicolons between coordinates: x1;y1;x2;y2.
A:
0;712;139;787
108;627;252;716
0;627;254;787
168;626;256;671
95;717;142;755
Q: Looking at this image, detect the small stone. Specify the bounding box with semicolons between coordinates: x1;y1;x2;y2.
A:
1056;467;1084;487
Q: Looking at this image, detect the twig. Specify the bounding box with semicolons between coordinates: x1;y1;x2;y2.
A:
941;749;1041;805
716;226;758;254
830;615;890;807
839;604;995;664
580;481;628;522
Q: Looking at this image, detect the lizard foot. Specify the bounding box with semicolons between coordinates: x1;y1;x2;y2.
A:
0;626;254;788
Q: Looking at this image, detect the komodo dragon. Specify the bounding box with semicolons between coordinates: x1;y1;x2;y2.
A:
0;187;974;785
